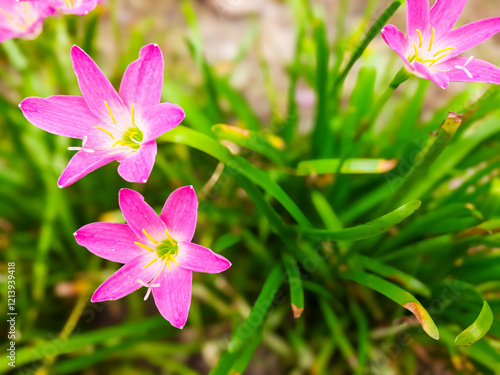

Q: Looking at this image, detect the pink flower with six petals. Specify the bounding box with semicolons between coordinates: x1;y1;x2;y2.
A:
20;44;185;187
0;0;55;43
75;186;232;329
381;0;500;88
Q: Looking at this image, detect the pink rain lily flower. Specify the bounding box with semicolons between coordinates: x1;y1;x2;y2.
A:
74;186;232;329
0;0;55;43
20;44;185;187
381;0;500;88
21;0;104;16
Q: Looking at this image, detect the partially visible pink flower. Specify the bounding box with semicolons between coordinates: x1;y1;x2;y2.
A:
20;44;185;187
21;0;104;15
0;0;54;43
75;186;231;329
381;0;500;89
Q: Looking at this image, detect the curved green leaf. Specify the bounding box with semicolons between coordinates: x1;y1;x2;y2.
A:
455;301;494;347
342;270;439;340
299;200;421;241
297;158;397;175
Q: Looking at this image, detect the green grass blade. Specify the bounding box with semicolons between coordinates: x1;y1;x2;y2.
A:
297;158;397;175
454;301;494;347
334;0;402;89
282;253;305;318
227;265;283;353
355;255;431;297
299;200;421;241
342;270;439;340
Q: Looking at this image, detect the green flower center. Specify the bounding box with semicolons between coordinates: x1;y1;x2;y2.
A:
135;228;179;269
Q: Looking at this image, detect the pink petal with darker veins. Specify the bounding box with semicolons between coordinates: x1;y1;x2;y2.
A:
436;57;500;84
381;25;413;70
176;242;231;274
142;102;185;143
70;45;130;126
119;44;164;120
406;0;430;44
19;96;101;139
429;0;467;34
160;186;198;242
443;17;500;59
152;266;192;329
91;253;159;302
118;188;167;242
75;223;145;263
413;61;450;89
117;140;157;184
58;149;120;188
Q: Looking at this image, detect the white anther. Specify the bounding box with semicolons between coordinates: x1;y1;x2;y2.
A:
137;279;160;301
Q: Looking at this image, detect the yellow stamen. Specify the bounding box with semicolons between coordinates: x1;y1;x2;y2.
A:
416;29;423;48
428;28;435;51
165;229;176;247
429;52;450;67
134;241;155;252
112;140;127;148
413;43;419;60
132;104;136;127
0;8;13;21
433;46;456;57
94;126;115;140
142;229;159;244
171;257;178;266
143;258;158;268
104;101;117;124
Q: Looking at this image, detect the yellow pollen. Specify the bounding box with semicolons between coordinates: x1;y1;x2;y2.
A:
416;29;423;48
94;126;115;140
428;28;435;51
142;229;159;244
433;47;456;57
143;258;158;268
104;101;117;124
412;43;419;60
112;140;127;148
132;104;136;127
134;241;155;252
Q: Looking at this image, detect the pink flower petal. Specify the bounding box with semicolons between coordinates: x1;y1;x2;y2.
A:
119;188;167;242
176;242;231;273
19;96;101;139
444;17;500;59
74;223;146;263
142;102;185;143
406;0;430;46
429;0;467;34
70;45;130;126
435;57;500;84
381;24;413;70
57;0;99;15
119;44;164;121
152;266;192;329
91;253;159;302
160;186;198;242
58;150;119;188
117;140;157;184
413;61;450;89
